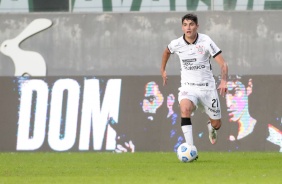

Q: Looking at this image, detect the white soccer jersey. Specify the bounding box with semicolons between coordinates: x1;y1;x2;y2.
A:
167;33;221;90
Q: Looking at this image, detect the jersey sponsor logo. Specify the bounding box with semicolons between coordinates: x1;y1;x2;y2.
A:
183;64;205;71
208;107;220;114
182;58;196;62
183;82;208;87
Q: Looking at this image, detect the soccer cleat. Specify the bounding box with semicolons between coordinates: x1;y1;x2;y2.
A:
207;121;217;144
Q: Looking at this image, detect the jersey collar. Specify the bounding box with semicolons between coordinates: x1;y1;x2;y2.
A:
183;33;199;45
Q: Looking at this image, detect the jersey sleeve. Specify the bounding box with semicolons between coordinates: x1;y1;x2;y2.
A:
167;39;178;54
206;36;222;58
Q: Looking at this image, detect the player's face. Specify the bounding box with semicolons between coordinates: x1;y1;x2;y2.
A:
225;81;248;121
182;19;198;39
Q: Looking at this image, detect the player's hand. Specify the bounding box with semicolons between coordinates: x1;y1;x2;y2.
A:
162;71;168;86
217;81;227;97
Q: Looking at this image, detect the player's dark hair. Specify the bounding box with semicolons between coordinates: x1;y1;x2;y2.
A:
182;13;198;25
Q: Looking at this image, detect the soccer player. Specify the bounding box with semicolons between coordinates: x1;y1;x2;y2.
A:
161;13;228;146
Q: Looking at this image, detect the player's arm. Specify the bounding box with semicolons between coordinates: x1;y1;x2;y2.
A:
161;47;171;86
214;53;228;97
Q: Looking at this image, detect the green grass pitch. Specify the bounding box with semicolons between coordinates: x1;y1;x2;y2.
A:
0;152;281;184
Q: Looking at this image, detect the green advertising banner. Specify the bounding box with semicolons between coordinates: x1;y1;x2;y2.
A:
1;0;282;13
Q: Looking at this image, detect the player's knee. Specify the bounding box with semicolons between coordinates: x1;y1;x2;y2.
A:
181;107;193;117
211;120;221;130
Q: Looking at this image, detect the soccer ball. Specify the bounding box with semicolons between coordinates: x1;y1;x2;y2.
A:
177;143;198;163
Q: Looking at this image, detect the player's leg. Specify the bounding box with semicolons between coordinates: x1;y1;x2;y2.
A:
207;119;221;144
201;89;222;144
178;87;198;146
179;98;196;146
209;119;221;130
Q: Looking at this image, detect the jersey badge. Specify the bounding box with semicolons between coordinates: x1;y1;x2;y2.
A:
196;45;205;54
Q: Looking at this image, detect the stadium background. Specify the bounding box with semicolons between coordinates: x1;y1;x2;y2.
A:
0;0;281;153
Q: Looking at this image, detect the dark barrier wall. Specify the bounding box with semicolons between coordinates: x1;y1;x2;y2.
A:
0;11;282;76
0;75;281;152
